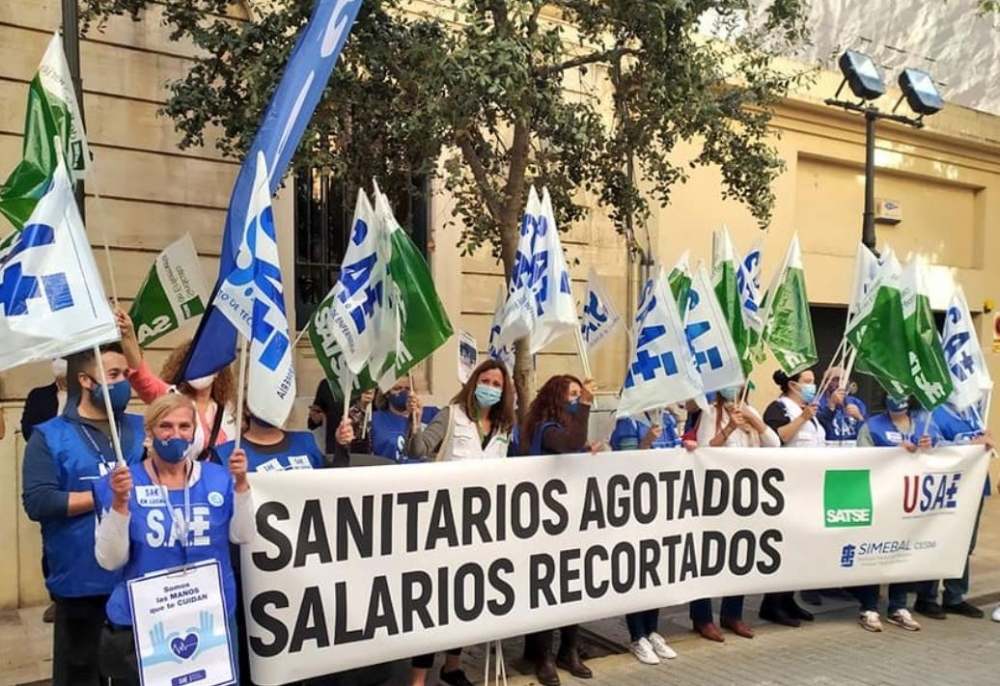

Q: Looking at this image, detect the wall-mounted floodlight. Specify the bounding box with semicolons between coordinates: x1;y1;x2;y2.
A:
897;68;944;117
837;50;886;101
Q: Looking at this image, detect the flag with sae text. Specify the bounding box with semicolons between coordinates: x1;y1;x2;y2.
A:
0;160;117;371
182;0;364;381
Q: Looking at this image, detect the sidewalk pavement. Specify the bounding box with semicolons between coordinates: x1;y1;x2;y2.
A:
5;498;1000;686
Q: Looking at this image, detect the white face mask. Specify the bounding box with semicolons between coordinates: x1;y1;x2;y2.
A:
52;358;68;379
187;374;216;391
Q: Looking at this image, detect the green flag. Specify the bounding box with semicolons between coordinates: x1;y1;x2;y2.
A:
900;259;953;409
0;34;91;229
129;234;209;348
846;251;912;398
308;193;453;400
761;235;817;375
712;227;751;374
667;250;693;320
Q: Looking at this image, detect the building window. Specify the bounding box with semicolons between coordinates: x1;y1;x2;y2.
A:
294;170;429;331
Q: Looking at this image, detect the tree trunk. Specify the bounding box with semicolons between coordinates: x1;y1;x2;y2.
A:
498;121;533;424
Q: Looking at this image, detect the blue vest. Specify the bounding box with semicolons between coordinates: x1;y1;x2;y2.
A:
932;405;991;496
215;431;324;472
94;462;238;625
610;413;681;451
528;421;563;456
818;397;867;442
34;403;144;598
865;410;942;447
371;407;438;463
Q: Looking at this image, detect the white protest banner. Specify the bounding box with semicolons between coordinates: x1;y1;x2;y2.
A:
128;560;235;686
130;234;208;348
241;445;988;684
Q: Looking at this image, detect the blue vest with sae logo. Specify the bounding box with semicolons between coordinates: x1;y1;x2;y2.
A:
94;462;237;625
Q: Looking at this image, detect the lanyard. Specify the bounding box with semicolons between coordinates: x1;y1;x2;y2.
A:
79;423;120;472
150;459;193;561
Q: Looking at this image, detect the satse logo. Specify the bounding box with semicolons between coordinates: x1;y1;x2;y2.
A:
824;470;873;528
902;472;960;515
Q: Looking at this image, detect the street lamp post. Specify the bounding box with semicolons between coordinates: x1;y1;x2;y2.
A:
824;51;942;252
61;0;86;219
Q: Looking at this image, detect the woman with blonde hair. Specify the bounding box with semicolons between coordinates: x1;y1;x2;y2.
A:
118;309;237;458
94;394;254;683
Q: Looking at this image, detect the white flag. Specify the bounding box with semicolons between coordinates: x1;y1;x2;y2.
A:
618;267;703;417
243;152;296;427
488;285;515;372
686;264;745;393
324;189;386;375
0;161;117;371
581;267;622;353
496;187;543;347
846;243;880;331
942;286;993;410
737;239;763;333
528;188;578;354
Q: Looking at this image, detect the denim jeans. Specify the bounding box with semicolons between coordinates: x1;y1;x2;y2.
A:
625;609;660;642
689;596;745;625
887;581;938;614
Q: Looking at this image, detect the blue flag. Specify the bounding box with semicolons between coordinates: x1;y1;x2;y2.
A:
182;0;363;380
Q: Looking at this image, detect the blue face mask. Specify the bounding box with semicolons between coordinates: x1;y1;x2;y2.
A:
153;437;192;464
565;399;580;415
475;385;503;408
886;396;910;413
89;378;132;414
796;383;817;404
719;387;739;401
389;390;410;411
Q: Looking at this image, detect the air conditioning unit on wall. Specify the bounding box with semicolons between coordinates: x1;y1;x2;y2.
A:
874;197;902;225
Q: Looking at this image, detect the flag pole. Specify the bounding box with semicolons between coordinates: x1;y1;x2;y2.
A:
234;334;249;449
292;322;311;348
408;371;420;426
341;368;354;424
92;344;126;466
573;325;593;379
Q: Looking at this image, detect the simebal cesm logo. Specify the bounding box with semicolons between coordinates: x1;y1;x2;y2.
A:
824;470;873;528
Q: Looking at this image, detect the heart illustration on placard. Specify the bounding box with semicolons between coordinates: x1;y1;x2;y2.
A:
170;633;199;660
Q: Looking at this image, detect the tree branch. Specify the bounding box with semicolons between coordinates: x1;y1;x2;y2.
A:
539;46;641;76
455;131;504;221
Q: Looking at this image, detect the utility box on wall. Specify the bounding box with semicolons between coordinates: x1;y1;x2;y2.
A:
874;197;902;224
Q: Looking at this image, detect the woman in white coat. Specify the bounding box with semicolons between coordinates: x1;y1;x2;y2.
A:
407;358;516;463
402;359;516;686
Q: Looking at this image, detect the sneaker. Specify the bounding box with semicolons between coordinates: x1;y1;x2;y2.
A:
858;611;883;632
887;609;921;631
647;632;677;660
944;601;985;619
439;668;474;686
629;637;660;665
992;605;1000;622
913;599;947;620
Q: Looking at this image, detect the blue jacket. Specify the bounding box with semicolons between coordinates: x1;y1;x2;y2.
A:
22;398;145;598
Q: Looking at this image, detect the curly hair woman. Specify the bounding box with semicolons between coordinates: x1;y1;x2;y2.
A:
520;373;597;686
117;308;237;457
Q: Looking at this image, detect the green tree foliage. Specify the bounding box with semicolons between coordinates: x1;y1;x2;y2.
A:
82;0;812;401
